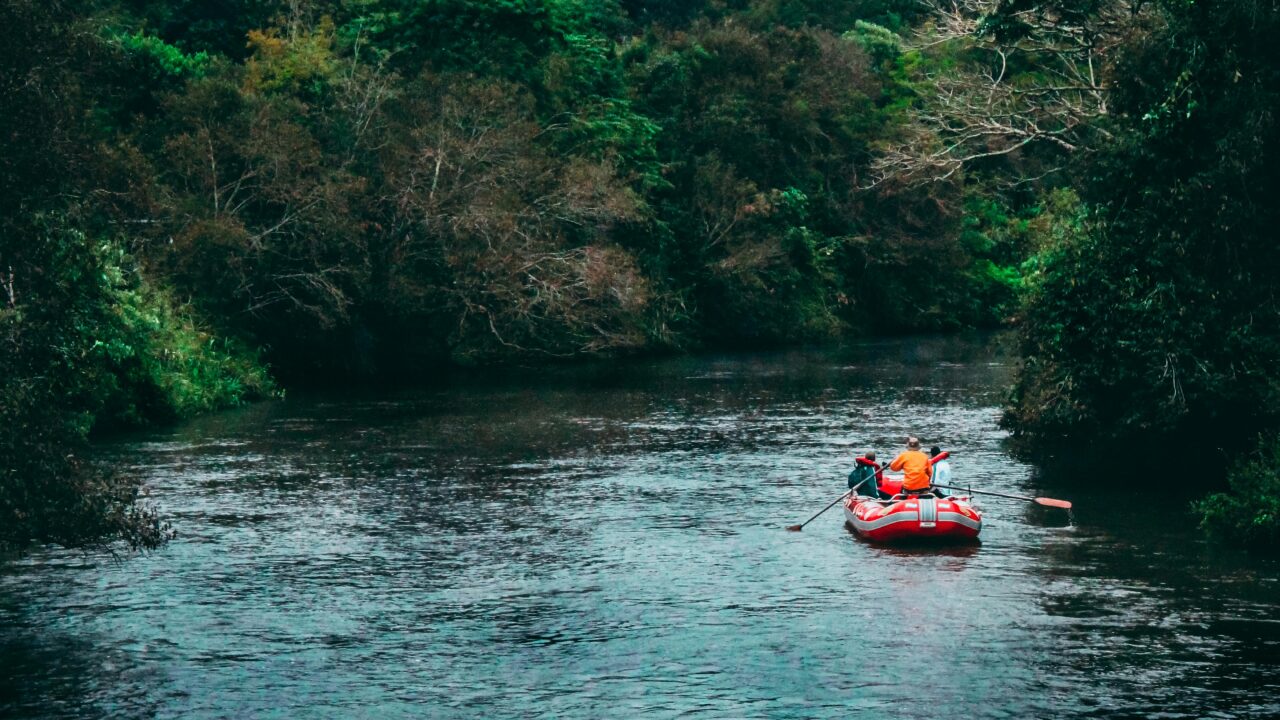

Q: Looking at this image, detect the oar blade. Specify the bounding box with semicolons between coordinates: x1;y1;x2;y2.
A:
785;524;803;532
1034;497;1072;510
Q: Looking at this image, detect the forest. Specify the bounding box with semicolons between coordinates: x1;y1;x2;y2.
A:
2;0;1277;551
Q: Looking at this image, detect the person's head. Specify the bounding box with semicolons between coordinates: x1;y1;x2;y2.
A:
930;446;942;457
907;436;920;450
865;451;877;461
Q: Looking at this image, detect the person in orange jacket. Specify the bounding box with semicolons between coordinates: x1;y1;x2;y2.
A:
889;436;933;494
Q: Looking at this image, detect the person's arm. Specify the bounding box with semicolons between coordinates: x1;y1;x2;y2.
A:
889;454;905;471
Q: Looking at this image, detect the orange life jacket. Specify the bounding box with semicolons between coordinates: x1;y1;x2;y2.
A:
890;450;933;491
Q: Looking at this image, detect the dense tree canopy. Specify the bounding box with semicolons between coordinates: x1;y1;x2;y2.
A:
1006;0;1280;449
2;0;1278;549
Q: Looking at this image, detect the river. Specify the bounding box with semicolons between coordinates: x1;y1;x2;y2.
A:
2;336;1277;718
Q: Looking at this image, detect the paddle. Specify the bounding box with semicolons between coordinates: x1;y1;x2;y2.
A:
931;483;1072;510
786;479;867;531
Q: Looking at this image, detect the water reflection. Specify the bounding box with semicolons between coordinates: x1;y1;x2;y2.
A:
2;335;1278;718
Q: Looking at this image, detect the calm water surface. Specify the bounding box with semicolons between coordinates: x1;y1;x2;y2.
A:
2;337;1278;719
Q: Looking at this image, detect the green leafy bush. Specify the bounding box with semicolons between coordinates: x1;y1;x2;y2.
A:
1;220;153;551
113;29;210;79
1196;434;1280;547
92;242;276;427
1;218;272;551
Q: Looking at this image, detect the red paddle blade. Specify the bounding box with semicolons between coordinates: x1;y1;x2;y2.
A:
785;524;803;531
1035;497;1072;509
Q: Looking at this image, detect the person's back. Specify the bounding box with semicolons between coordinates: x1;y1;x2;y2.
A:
929;446;952;496
931;459;952;485
890;437;932;492
849;452;884;496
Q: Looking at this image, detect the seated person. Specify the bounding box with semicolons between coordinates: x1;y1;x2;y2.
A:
889;436;933;495
929;445;952;497
848;451;890;499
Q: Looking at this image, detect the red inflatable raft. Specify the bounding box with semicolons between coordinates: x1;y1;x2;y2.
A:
843;489;982;543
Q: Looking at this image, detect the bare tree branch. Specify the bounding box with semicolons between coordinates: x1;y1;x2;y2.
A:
868;0;1148;188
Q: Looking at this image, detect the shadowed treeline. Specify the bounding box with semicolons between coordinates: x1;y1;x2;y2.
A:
2;0;1278;548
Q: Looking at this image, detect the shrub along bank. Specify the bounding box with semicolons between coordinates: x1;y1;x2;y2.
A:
1195;434;1280;547
1;218;272;551
1002;0;1280;546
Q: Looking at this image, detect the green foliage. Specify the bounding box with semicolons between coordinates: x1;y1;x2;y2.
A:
371;0;557;82
953;194;1038;321
625;22;887;343
1006;0;1280;450
845;21;901;66
1196;433;1280;548
619;0;710;27
244;18;340;96
113;29;211;79
59;0;1093;379
698;185;847;343
1;217;271;552
106;5;1015;367
742;0;926;32
559;98;664;185
91;242;276;426
118;0;290;59
1;220;143;551
0;1;175;550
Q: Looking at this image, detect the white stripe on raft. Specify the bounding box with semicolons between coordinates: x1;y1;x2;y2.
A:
851;514;922;532
934;512;981;530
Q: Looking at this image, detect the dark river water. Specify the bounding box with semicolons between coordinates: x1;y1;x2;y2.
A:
2;336;1278;719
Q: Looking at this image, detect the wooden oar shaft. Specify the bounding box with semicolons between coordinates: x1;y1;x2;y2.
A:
932;483;1034;502
932;483;1071;509
787;479;866;531
796;491;851;526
